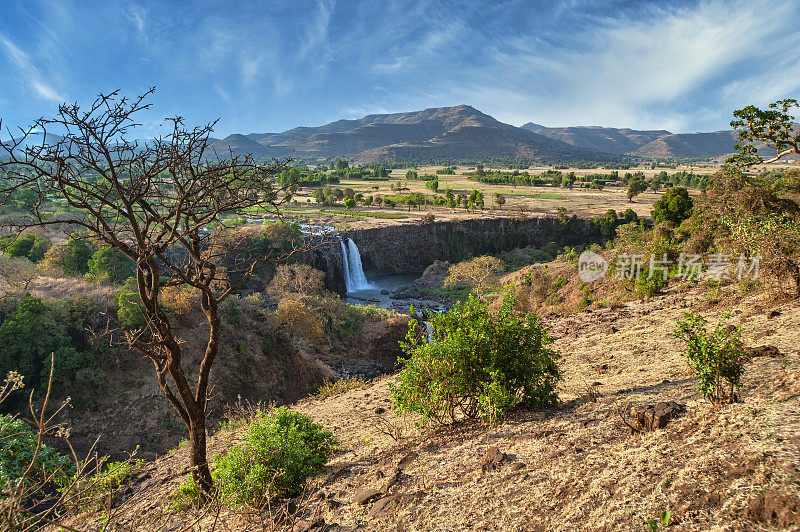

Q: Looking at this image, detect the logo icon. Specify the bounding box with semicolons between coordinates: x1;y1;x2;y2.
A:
578;250;608;282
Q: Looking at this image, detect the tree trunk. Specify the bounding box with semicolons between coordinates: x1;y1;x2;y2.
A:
189;416;213;502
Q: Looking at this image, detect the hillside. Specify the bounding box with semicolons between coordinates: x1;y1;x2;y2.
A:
209;105;611;164
631;131;739;159
59;284;800;531
521;123;671;155
522;123;740;159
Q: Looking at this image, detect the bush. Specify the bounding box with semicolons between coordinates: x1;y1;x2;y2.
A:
86;247;133;284
444;255;504;297
269;264;325;297
0;414;74;491
3;234;51;263
391;294;561;424
213;407;337;505
652;187;693;226
116;277;146;329
635;271;669;300
41;233;95;275
674;312;746;403
0;294;89;400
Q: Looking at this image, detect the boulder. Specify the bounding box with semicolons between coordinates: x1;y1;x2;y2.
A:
351;488;382;505
747;345;782;359
627;402;685;432
480;446;506;473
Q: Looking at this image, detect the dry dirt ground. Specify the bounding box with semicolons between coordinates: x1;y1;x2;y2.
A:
59;286;800;531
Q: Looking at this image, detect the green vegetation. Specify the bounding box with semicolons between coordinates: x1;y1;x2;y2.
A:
391;294;561;424
86;246;134;284
674;313;746;403
1;234;50;263
213;407;337;505
531;193;566;200
42;233;95;275
0;294;104;405
627;174;647;201
0;414;74;490
319;209;405;219
651;187;693;226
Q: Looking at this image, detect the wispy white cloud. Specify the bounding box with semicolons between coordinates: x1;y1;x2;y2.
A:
0;32;66;103
125;5;147;36
446;0;800;132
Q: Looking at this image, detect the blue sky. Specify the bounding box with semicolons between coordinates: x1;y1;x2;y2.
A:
1;0;798;137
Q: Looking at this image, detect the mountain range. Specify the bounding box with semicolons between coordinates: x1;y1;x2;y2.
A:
520;123;740;159
208;105;747;164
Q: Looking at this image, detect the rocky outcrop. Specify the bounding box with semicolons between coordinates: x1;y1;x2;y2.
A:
313;216;604;294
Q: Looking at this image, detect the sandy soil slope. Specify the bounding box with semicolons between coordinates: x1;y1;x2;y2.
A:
59;287;800;531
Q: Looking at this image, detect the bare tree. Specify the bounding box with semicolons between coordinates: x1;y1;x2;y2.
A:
0;255;37;292
0;89;305;502
444;255;504;298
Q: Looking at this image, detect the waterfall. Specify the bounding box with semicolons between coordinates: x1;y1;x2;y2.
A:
340;237;373;292
340;239;353;292
424;321;434;343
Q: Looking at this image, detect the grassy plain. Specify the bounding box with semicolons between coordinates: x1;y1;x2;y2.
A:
281;164;712;230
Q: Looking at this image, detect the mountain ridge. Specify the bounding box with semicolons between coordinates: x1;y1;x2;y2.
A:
208;105;750;163
521;122;738;159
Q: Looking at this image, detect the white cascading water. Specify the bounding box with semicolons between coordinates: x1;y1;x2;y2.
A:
340;239;353;292
340;238;373;292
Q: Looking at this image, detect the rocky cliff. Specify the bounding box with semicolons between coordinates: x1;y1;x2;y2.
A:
313;216;603;294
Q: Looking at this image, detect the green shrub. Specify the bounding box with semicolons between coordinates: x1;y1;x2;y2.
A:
86;247;133;284
652;187;693;226
391;294;561;424
674;312;746;403
42;233;95;275
213;407;337;505
117;277;146;329
225;297;242;327
0;414;74;491
0;294;91;401
3;234;51;263
635;271;668;300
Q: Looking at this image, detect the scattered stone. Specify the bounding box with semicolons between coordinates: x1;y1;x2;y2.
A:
768;310;782;319
397;451;418;469
510;462;526;471
327;467;349;483
747;345;782;359
293;516;325;532
625;402;686;433
382;469;401;492
480;446;506;473
374;406;386;415
607;326;618;334
352;488;382;505
754;329;775;340
369;492;424;518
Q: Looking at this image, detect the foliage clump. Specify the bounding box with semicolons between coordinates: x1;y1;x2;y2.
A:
0;414;74;491
213;407;337;505
651;187;693;226
86;247;134;284
391;294;561;424
674;312;746;403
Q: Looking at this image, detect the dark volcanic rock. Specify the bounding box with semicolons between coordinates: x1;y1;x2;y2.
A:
313;216;604;295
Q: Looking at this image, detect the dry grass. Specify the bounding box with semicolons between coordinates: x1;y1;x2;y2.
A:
49;284;800;531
